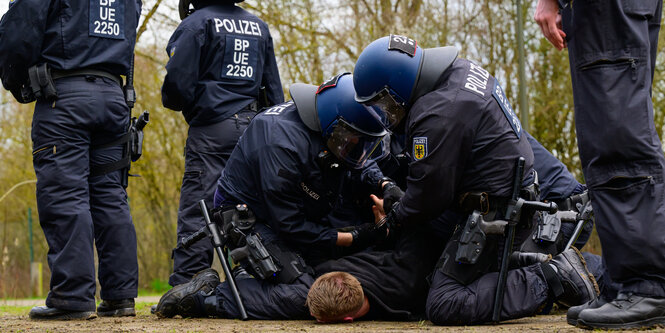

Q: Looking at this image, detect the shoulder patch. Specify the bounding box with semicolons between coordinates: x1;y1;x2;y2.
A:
169;46;176;58
491;78;522;138
461;61;490;98
264;101;293;116
89;0;125;40
413;137;428;160
388;34;417;57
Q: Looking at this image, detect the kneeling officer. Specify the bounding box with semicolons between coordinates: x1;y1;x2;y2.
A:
214;72;390;281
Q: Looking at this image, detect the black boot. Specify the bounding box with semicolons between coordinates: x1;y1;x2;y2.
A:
29;306;97;320
153;268;220;318
540;247;599;308
566;296;607;326
97;298;136;317
577;292;665;329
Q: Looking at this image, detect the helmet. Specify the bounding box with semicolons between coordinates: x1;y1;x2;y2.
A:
179;0;244;20
290;73;389;169
353;35;459;129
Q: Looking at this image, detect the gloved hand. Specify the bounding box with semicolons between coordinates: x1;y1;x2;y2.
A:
348;223;388;249
382;181;404;213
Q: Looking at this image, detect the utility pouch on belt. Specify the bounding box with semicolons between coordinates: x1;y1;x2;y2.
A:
211;205;281;281
27;63;57;102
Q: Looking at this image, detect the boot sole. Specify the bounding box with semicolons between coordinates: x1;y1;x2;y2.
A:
578;316;665;330
566;247;600;298
154;269;220;318
30;311;97;321
97;308;136;317
567;318;578;326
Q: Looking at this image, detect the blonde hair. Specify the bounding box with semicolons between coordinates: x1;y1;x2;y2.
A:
306;271;364;321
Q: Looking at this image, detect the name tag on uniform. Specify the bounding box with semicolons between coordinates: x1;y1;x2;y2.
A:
491;78;522;138
89;0;125;39
222;35;258;81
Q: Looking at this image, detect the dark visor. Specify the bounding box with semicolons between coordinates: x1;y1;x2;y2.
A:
326;118;389;169
364;88;407;129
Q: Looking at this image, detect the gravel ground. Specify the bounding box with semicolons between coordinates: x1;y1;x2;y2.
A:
2;297;660;332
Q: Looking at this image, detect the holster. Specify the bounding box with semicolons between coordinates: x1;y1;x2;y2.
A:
263;242;313;284
27;63;58;102
89;111;148;188
438;227;499;285
440;183;541;285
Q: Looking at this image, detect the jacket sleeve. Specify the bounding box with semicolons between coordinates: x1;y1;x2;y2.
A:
394;109;473;225
258;143;337;249
261;32;284;105
161;25;204;111
136;0;142;22
359;158;384;190
0;0;51;91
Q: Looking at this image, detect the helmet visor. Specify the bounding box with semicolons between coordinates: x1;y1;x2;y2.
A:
364;88;407;129
326;118;389;169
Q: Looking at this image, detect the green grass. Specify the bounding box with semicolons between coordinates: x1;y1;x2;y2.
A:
135;301;156;316
137;279;172;297
0;305;32;316
0;302;157;317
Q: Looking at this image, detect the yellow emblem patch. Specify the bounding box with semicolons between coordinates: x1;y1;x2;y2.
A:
413;137;427;160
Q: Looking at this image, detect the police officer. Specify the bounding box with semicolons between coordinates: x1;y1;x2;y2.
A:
162;0;284;286
153;73;392;318
535;0;665;329
0;0;141;320
352;35;598;324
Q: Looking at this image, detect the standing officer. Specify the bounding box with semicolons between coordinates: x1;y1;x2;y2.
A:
535;0;665;329
0;0;141;320
162;0;283;287
352;36;598;324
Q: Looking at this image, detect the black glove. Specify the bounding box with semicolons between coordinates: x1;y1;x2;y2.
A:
348;223;388;249
382;181;404;213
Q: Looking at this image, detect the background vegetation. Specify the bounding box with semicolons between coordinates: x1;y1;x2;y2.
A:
2;0;664;298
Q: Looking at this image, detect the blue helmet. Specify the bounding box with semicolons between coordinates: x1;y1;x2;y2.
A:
353;35;459;129
290;73;389;169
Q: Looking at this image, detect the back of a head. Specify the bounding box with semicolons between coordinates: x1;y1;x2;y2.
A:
306;271;364;322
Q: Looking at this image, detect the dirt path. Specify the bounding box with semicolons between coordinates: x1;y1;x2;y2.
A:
0;310;620;333
2;299;659;332
0;314;584;333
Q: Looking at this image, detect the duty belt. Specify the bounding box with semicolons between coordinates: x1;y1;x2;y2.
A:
52;69;123;87
458;192;509;216
458;185;538;216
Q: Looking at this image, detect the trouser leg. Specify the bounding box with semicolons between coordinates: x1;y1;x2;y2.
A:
563;0;665;297
89;92;138;300
425;264;549;325
212;273;313;319
582;252;621;301
32;99;96;312
170;111;254;286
